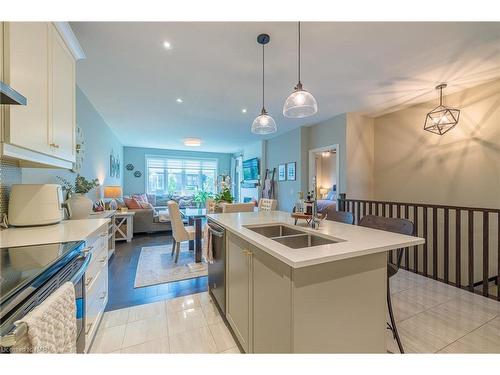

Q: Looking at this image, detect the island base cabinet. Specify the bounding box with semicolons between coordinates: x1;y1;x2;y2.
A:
252;246;292;353
226;233;252;352
291;252;387;353
225;232;387;353
226;232;292;353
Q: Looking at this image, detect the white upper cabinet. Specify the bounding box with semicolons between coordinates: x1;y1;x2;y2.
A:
50;25;76;162
1;22;82;168
3;22;52;156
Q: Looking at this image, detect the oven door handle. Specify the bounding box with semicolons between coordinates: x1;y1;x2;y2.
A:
70;253;92;285
0;253;92;349
208;226;224;238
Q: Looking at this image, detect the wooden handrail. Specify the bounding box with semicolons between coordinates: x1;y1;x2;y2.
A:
337;194;500;302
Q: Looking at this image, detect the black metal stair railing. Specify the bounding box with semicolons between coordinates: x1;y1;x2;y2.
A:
337;193;500;301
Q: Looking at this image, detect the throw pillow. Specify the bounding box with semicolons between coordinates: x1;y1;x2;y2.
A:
132;194;146;203
326;191;335;201
146;193;157;206
124;197;142;209
139;201;153;209
115;198;126;208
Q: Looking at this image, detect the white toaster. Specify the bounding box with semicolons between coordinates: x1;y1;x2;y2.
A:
8;184;64;226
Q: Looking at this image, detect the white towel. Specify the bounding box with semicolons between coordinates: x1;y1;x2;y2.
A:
14;282;77;354
202;225;213;263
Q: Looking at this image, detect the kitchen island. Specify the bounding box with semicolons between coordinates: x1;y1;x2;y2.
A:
207;211;424;353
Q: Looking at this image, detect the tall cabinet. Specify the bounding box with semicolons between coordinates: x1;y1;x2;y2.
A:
1;22;83;169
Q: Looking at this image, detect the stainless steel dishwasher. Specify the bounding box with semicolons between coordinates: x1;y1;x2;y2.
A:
207;218;226;315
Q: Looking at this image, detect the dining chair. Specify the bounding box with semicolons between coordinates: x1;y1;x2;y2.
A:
206;198;216;214
167;200;195;263
358;215;414;354
258;198;277;211
221;202;255;213
325;210;354;224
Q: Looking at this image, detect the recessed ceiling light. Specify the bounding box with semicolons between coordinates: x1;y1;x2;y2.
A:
241;108;247;113
184;138;201;147
163;41;172;50
176;98;183;103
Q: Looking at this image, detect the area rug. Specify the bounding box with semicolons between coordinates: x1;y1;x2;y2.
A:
134;243;207;288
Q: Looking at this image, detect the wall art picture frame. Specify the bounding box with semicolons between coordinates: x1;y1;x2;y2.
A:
278;164;286;181
109;150;121;178
286;162;296;181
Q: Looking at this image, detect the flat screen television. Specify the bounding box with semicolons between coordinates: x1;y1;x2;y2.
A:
243;157;260;181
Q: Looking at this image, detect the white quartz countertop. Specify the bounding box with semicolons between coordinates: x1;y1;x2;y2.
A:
0;219;110;248
207;211;425;268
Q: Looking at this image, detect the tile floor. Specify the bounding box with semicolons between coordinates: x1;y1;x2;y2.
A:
387;269;500;353
91;269;500;354
90;291;240;353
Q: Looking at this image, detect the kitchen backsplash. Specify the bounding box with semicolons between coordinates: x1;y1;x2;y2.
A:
0;157;22;216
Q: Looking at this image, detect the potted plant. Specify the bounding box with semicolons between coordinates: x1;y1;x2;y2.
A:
214;187;233;204
193;189;214;209
57;175;100;219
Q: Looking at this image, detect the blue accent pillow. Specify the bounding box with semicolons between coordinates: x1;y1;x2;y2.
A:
326;191;336;200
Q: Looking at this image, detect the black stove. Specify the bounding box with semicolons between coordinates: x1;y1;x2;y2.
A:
0;241;88;353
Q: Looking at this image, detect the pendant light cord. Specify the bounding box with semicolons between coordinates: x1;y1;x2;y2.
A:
439;86;443;106
262;44;265;110
298;21;301;84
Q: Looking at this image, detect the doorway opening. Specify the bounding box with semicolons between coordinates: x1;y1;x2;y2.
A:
308;144;339;202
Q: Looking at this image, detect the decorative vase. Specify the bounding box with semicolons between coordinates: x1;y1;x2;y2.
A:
66;193;93;219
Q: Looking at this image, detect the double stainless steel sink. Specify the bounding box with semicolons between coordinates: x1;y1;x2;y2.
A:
244;224;338;249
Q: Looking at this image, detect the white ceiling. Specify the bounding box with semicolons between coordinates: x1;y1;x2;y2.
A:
71;22;500;153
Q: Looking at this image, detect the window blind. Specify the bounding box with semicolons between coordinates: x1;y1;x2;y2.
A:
146;157;218;171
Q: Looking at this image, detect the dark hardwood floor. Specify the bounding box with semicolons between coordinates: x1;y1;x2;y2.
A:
106;231;208;311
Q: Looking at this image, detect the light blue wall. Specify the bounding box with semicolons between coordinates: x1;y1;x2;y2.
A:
123;146;232;195
265;127;307;212
264;113;347;212
22;87;123;200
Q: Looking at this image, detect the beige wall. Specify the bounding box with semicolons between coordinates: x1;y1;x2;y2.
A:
316;152;337;192
373;79;500;209
346;113;374;200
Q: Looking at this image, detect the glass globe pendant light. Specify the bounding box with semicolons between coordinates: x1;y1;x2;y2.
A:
283;22;318;118
251;34;277;135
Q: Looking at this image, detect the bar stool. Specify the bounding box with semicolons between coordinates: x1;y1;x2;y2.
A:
358;215;414;354
325;210;354;224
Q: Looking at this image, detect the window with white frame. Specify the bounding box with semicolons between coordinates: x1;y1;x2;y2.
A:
146;156;218;196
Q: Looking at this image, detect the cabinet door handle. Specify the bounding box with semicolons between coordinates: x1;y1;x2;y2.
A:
242;249;253;256
83;246;94;254
85;322;93;335
100;292;107;301
99;256;107;264
85;276;93;287
49;143;60;148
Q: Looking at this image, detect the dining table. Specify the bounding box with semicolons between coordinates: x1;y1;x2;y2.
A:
180;207;207;263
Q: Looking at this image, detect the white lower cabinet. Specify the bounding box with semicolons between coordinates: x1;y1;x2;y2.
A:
226;232;292;353
83;226;108;353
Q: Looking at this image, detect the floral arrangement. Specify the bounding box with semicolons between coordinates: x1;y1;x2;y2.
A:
57;174;100;196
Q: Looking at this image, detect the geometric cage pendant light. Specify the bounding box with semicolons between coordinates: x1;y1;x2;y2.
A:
251;33;277;135
424;83;460;135
283;21;318;118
